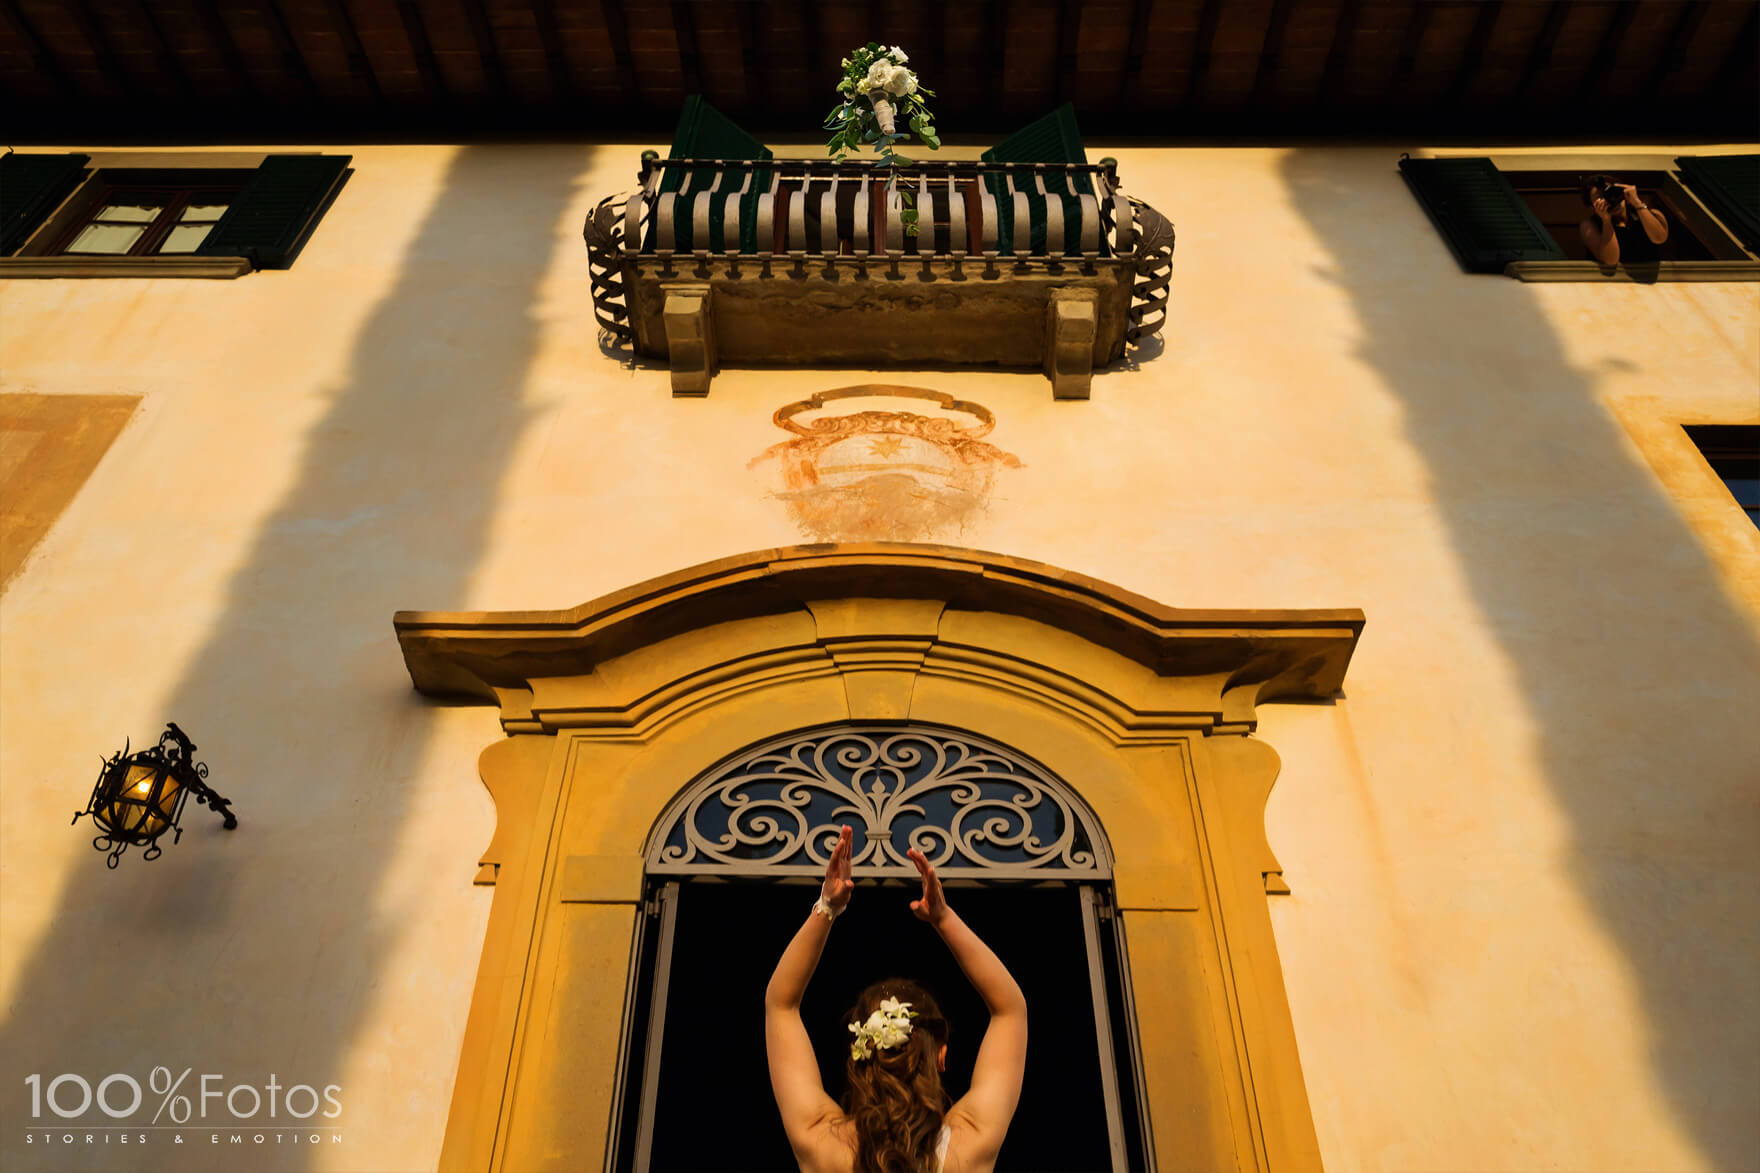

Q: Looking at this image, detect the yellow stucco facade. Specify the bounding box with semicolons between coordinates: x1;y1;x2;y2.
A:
1;141;1757;1173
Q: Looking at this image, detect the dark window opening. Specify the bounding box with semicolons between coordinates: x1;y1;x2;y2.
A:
47;170;254;259
1503;170;1716;262
1685;425;1760;531
616;881;1141;1172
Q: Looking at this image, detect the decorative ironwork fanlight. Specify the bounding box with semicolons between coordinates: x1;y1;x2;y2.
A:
649;725;1110;881
72;723;237;867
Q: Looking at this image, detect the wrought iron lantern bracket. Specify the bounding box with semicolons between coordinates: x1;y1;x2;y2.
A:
72;723;238;867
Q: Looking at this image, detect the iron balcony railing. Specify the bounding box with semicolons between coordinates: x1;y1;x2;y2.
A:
585;155;1173;349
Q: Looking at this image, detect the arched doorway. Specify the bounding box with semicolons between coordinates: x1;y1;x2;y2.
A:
617;724;1148;1170
393;544;1362;1172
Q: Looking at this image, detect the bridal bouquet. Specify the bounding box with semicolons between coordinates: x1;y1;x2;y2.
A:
824;44;940;235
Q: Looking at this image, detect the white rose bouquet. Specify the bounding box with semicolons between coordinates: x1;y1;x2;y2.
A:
824;44;940;236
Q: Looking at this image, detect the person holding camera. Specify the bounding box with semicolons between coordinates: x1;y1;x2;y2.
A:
1579;173;1668;266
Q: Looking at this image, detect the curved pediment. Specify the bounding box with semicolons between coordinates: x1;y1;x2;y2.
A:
393;543;1363;731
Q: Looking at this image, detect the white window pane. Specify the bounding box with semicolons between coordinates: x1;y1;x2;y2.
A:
179;203;228;222
95;202;162;222
67;223;146;254
157;224;214;253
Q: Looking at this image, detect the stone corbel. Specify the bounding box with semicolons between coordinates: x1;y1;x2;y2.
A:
1045;287;1100;399
662;282;715;396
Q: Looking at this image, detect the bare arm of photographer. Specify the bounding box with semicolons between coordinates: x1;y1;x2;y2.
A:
765;826;853;1164
1619;184;1669;244
1581;197;1619;265
908;847;1026;1164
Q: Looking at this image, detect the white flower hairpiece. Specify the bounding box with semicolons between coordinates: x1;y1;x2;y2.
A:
848;996;919;1061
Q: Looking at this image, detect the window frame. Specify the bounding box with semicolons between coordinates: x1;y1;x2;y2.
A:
613;722;1153;1172
0;152;349;279
1409;151;1760;282
1499;169;1723;264
1684;425;1760;532
45;173;250;260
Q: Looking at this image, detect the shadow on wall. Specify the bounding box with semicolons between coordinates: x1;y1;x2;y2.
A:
1281;149;1760;1167
0;144;589;1171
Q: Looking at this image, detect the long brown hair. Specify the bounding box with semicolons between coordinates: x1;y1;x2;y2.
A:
841;979;951;1173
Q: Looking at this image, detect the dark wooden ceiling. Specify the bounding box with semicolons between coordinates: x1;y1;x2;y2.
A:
4;0;1756;142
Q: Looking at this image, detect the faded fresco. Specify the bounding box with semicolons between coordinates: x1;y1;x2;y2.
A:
751;386;1022;542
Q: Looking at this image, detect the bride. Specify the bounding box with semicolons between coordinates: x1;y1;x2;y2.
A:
765;825;1027;1173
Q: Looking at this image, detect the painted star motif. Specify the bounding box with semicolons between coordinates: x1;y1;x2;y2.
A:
868;435;906;458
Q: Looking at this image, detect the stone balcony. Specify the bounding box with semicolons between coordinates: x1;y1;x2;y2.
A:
585;154;1173;398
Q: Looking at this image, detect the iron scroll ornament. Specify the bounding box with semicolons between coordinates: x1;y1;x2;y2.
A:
648;726;1111;880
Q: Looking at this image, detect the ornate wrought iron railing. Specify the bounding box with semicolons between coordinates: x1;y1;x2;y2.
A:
585;155;1173;353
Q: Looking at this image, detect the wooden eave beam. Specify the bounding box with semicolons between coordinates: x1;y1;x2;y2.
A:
1581;0;1638;104
1711;3;1757;102
796;0;819;99
0;0;74;98
1057;0;1081;104
981;0;1005;110
1314;0;1363;111
1643;0;1708;97
598;0;636;105
736;0;762;105
131;0;194;99
926;2;945;102
396;0;446;101
1184;0;1224;111
260;0;323;104
1387;0;1433;99
1514;0;1569;102
325;0;383;103
69;0;130;99
1444;0;1503;108
670;0;700;97
193;0;260;102
1121;0;1153;108
459;0;508;101
1250;0;1297;109
529;0;574;102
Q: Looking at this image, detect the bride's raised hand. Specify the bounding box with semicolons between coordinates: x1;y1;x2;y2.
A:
820;825;854;915
906;847;949;925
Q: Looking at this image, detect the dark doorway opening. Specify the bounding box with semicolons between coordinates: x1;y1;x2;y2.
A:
615;881;1145;1171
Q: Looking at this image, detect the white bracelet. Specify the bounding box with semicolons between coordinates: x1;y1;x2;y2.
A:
813;896;839;923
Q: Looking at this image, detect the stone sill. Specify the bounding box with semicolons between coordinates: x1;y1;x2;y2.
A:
0;256;252;279
1505;260;1760;282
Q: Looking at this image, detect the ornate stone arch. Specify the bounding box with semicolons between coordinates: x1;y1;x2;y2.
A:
394;543;1363;1173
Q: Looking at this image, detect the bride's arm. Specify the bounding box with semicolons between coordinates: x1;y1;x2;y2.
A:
908;848;1027;1163
765;826;853;1158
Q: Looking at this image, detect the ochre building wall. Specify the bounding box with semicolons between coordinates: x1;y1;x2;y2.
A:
1;141;1756;1173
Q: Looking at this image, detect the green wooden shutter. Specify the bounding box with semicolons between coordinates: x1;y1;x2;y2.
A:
195;155;351;270
654;95;772;254
1398;156;1566;273
0;152;90;255
1676;155;1760;256
982;103;1092;256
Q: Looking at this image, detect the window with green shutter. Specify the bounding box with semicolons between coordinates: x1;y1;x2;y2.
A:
1675;155;1760;257
1;153;350;277
982;103;1097;258
194;155;351;270
649;96;772;255
1398;157;1567;273
1;153;91;256
1400;154;1759;281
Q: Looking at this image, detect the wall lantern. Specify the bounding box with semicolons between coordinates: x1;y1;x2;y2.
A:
72;723;237;867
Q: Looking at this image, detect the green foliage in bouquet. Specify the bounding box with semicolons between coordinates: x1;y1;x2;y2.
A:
823;44;940;236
